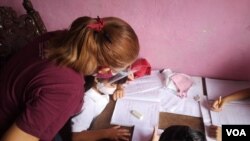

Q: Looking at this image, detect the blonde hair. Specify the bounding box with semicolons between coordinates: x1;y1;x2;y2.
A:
45;16;139;75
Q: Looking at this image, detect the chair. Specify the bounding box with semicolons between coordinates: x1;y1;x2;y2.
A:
0;0;47;70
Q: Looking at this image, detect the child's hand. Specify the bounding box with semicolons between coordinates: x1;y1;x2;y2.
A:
106;126;131;141
151;125;160;141
209;125;222;141
211;96;225;112
112;88;125;101
128;73;135;81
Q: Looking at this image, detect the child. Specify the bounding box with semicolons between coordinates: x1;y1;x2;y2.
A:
152;125;206;141
209;88;250;141
71;58;151;141
71;67;130;141
84;66;129;101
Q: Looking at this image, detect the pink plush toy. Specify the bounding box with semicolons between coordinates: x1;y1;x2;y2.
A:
161;69;193;98
170;73;193;98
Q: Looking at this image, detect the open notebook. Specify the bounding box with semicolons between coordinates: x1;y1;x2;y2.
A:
111;71;205;140
111;71;163;141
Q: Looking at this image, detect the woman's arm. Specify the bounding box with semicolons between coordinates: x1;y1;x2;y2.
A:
0;123;39;141
72;126;130;141
211;88;250;112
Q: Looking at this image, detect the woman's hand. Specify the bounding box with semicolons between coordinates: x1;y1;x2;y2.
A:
105;126;131;141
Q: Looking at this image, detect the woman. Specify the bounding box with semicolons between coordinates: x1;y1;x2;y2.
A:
0;16;139;141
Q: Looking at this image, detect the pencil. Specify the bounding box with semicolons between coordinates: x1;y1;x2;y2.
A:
219;96;222;104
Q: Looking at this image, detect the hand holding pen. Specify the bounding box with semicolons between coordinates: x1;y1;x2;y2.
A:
211;96;224;112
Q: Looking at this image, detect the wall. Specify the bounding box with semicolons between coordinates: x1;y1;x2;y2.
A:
1;0;250;80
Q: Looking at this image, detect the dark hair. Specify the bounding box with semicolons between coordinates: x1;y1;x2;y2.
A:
159;125;206;141
84;75;95;92
111;76;128;85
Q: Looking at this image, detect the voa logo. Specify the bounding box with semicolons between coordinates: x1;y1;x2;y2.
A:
226;129;246;136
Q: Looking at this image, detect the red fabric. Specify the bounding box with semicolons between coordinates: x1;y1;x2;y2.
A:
0;32;84;141
131;58;151;78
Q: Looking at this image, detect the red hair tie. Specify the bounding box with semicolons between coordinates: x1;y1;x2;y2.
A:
87;16;104;32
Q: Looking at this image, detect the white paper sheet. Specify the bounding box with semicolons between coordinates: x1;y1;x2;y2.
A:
187;76;203;99
132;126;154;141
111;98;160;127
124;89;162;102
111;98;160;141
210;102;250;126
159;76;203;117
124;71;163;94
199;96;216;141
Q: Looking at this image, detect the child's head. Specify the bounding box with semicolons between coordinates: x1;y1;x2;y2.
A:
46;16;139;75
95;77;117;95
159;125;206;141
84;74;128;94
